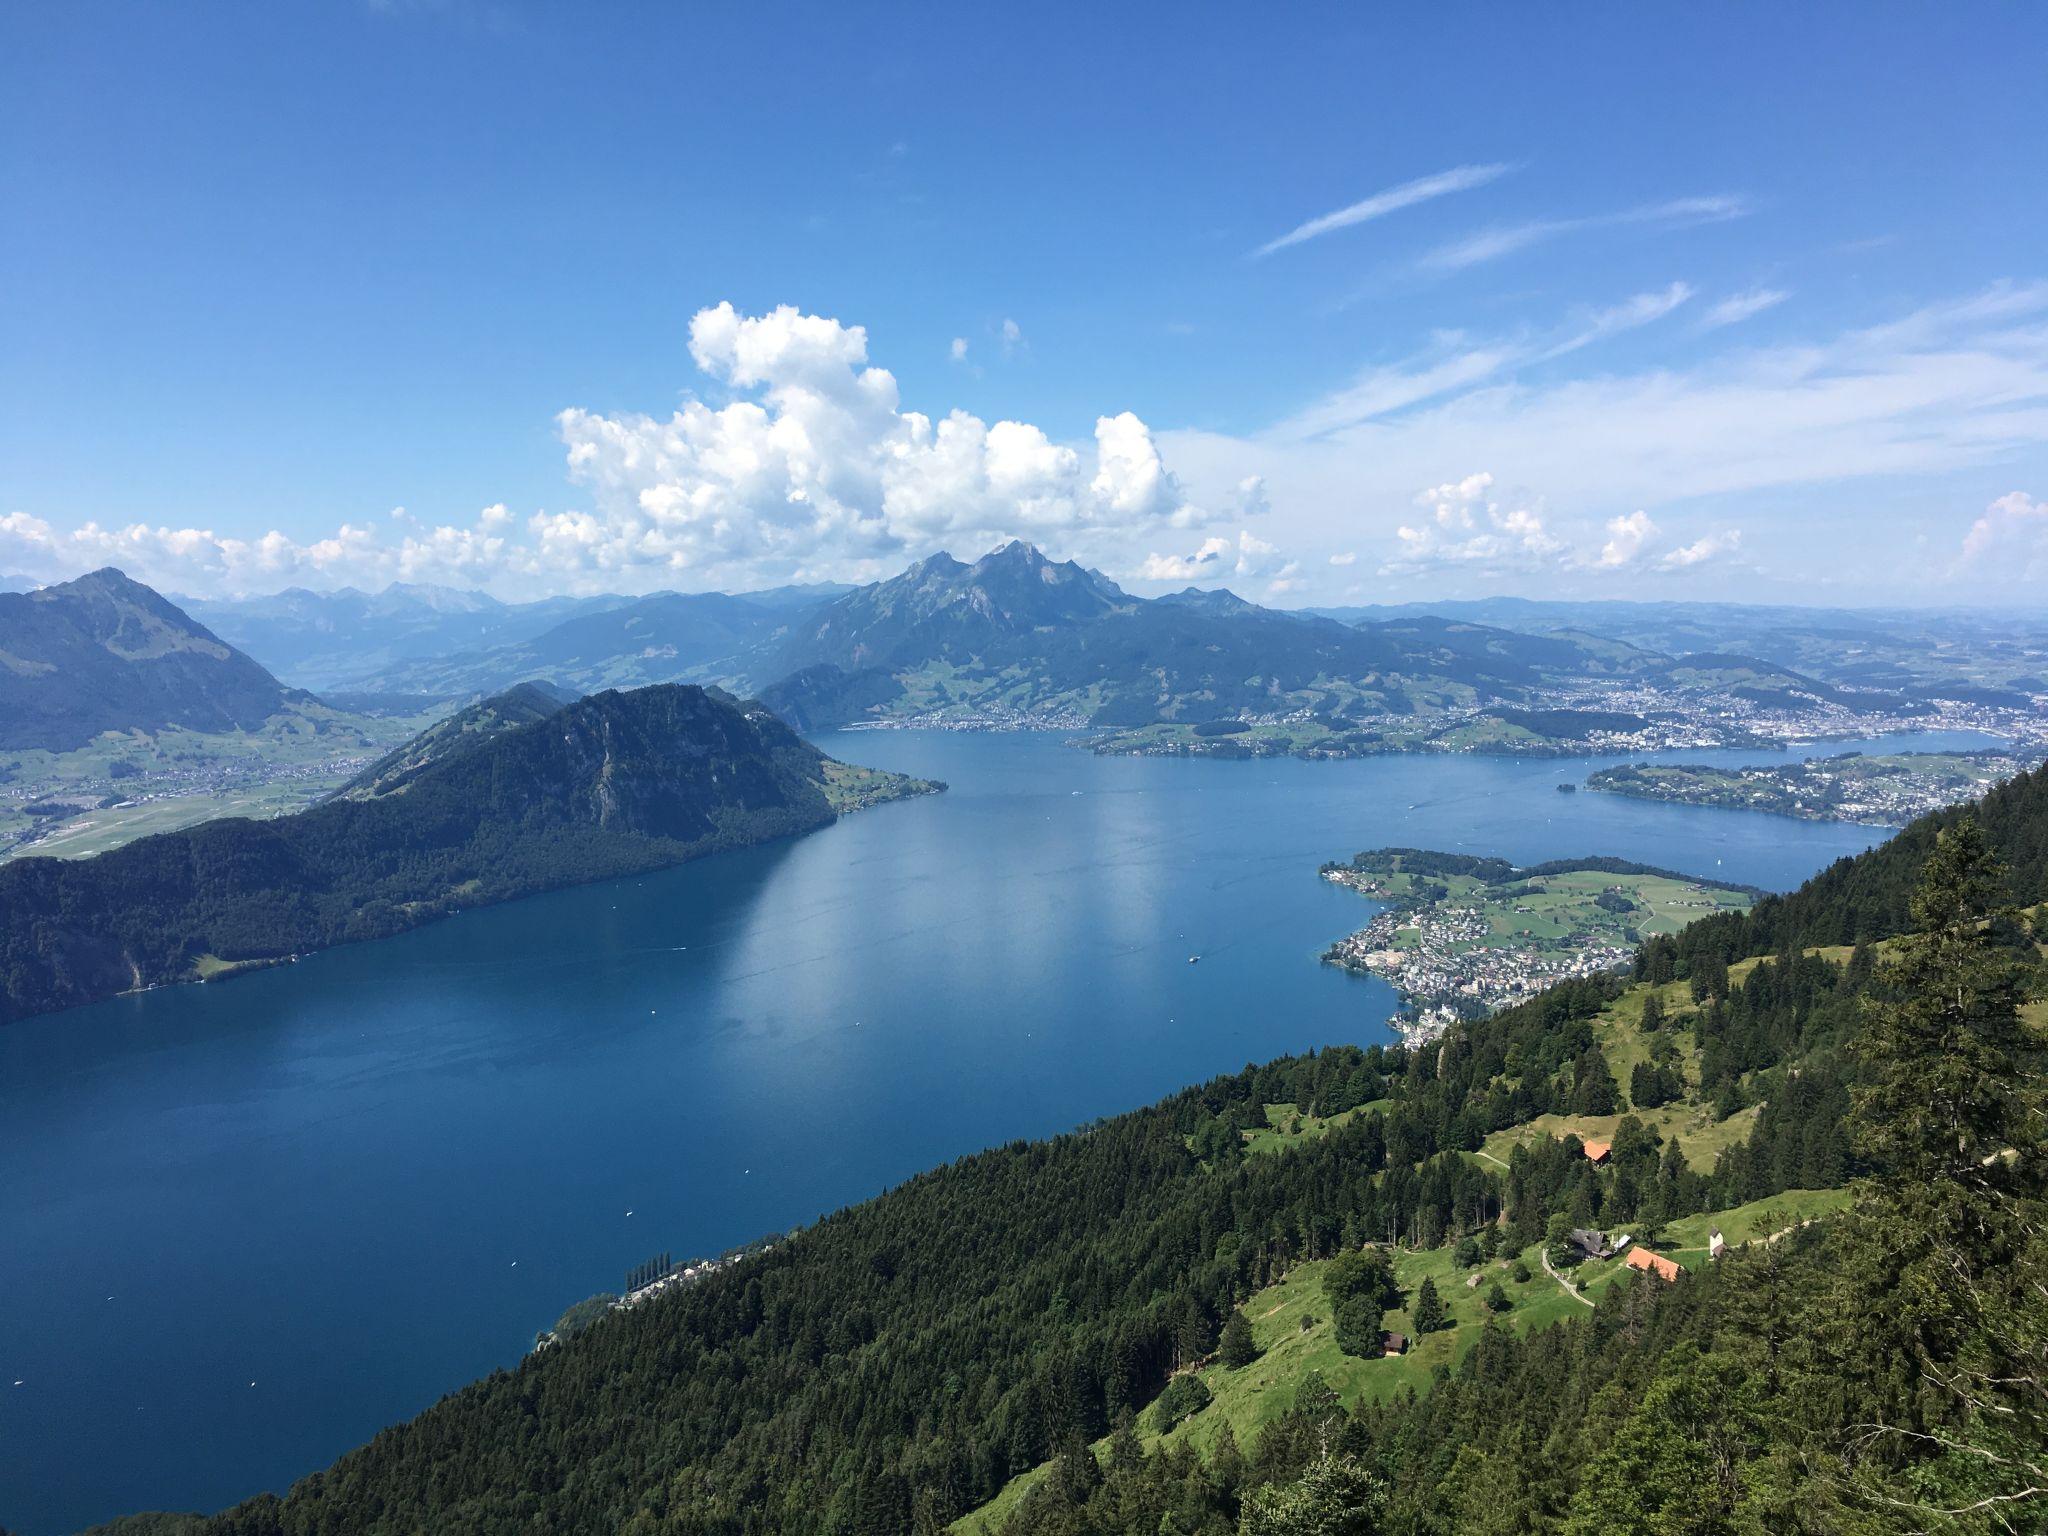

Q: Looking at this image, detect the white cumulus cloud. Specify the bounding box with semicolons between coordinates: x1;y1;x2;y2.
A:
2;303;1208;598
1658;529;1743;569
1597;510;1658;568
1957;490;2048;582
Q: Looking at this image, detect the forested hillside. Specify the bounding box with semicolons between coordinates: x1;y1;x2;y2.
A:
0;684;933;1025
88;783;2047;1534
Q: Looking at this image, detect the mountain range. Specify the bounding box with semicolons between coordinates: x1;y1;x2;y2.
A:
185;580;852;696
746;540;1661;731
15;550;2047;767
1318;595;2048;696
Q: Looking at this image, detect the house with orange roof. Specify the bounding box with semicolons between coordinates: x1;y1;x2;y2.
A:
1581;1139;1612;1165
1625;1247;1682;1283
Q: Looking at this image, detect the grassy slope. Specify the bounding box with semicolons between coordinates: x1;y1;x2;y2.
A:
955;1187;1851;1532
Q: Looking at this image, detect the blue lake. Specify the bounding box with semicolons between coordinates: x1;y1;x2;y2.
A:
0;729;1997;1533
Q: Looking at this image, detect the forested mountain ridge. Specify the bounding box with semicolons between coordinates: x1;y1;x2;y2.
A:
0;684;934;1026
744;541;1648;731
89;779;2047;1534
328;680;580;800
0;568;295;749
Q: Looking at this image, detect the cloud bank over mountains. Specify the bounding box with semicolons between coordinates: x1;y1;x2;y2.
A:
3;285;2045;604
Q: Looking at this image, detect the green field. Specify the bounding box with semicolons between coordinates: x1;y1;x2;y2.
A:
1336;858;1752;946
0;703;444;862
818;759;946;814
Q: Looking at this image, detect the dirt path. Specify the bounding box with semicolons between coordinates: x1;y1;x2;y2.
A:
1541;1247;1596;1309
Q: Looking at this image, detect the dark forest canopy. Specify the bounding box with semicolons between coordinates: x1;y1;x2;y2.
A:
0;684;930;1026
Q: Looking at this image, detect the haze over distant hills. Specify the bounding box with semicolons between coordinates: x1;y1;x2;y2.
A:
188;580;858;698
179;584;638;693
0;568;297;750
1315;596;2048;697
116;542;2048;757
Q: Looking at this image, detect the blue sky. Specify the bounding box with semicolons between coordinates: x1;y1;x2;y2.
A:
4;2;2046;605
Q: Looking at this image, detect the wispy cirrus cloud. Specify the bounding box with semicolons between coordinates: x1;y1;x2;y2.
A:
1541;281;1696;360
1253;163;1512;259
1699;288;1789;330
1422;193;1749;273
1163;279;2048;597
1268;281;1696;444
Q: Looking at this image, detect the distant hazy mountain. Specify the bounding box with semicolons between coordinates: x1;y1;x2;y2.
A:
0;568;295;750
0;573;38;593
732;580;859;611
182;584;634;692
747;540;1650;729
0;682;937;1025
1314;596;2048;695
352;589;809;697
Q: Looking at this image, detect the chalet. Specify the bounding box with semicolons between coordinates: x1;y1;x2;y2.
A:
1625;1247;1682;1283
1580;1140;1612;1166
1708;1229;1726;1261
1381;1331;1408;1357
1569;1228;1615;1261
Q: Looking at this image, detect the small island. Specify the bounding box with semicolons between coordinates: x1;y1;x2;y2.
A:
1320;848;1755;1045
1583;747;2043;826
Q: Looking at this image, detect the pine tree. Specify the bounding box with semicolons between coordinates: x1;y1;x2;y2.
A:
1220;1307;1257;1369
1412;1276;1446;1335
1240;1449;1385;1536
1833;819;2048;1524
1852;820;2034;1187
1209;1418;1246;1494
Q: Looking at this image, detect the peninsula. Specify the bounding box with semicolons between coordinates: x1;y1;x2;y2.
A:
1320;848;1755;1043
1584;747;2044;825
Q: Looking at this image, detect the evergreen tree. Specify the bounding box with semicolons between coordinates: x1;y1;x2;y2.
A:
1411;1276;1446;1335
1240;1450;1384;1536
1851;819;2034;1187
1834;819;2048;1525
1637;991;1664;1032
1220;1308;1257;1369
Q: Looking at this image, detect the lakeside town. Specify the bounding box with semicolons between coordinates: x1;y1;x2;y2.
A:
1084;678;2048;761
1584;746;2048;826
0;743;394;861
1319;850;1754;1046
531;1236;780;1354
